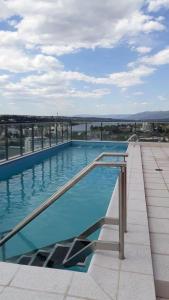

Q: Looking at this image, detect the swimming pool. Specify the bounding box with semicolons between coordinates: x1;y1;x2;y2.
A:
0;141;127;269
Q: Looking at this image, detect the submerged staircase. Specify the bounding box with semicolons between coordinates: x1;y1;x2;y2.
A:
15;238;92;269
7;216;121;269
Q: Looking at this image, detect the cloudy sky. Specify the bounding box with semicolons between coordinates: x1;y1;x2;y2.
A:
0;0;169;116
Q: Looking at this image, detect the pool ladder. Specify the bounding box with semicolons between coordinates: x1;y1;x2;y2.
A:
0;152;128;267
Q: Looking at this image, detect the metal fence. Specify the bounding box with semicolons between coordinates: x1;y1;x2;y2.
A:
0;121;169;162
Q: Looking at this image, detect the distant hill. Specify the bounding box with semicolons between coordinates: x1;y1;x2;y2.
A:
75;111;169;121
128;111;169;121
74;114;131;119
1;111;169;124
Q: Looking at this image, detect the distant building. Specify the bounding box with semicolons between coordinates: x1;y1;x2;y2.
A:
141;122;152;132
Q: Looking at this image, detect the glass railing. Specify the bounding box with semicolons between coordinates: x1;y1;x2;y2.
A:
0;120;169;163
71;121;169;142
0;122;71;162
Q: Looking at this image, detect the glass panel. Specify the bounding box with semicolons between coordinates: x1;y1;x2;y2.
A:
8;124;21;158
34;124;43;151
43;124;50;148
87;122;101;140
63;123;68;142
102;122;132;141
22;125;33;154
138;122;169;142
68;123;72;140
57;123;63;143
0;125;6;161
71;122;86;140
51;123;57;146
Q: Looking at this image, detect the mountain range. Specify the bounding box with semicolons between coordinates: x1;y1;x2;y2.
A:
74;111;169;121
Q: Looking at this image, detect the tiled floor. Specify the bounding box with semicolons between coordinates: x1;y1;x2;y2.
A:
141;143;169;299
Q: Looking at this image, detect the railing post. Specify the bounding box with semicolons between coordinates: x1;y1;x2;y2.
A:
5;124;8;160
85;123;87;140
66;123;69;141
49;124;52;147
31;124;34;152
119;168;125;259
62;123;64;142
55;123;58;144
70;122;72;140
20;124;23;156
41;125;44;149
134;122;137;133
100;122;103;141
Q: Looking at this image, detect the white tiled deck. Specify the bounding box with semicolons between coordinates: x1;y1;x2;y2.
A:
141;143;169;300
0;143;158;299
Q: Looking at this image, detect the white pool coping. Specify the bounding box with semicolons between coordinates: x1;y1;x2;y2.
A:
0;143;156;300
141;143;169;299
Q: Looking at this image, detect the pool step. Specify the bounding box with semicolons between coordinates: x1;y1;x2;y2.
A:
63;239;92;267
16;238;91;269
29;250;50;267
17;255;32;265
44;245;70;268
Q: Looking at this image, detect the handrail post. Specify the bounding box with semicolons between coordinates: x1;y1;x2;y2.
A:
119;168;125;259
123;165;127;232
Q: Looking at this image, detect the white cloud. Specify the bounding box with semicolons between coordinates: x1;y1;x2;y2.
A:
0;74;9;82
133;101;148;105
148;0;169;11
135;46;152;54
133;91;144;95
1;0;164;56
95;65;155;88
1;69;112;100
1;63;155;103
141;47;169;65
0;31;20;47
0;0;13;19
32;66;155;89
0;47;63;72
158;95;168;101
65;89;111;99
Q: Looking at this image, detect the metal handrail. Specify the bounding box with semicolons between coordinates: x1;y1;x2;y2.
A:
78;217;119;239
94;152;128;162
0;152;127;259
95;152;127;233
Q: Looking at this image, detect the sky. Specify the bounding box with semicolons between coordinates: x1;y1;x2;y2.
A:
0;0;169;116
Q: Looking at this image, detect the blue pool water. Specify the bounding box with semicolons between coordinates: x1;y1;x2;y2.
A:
0;141;127;267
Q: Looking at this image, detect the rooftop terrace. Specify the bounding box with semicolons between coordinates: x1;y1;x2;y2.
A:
0;126;169;299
